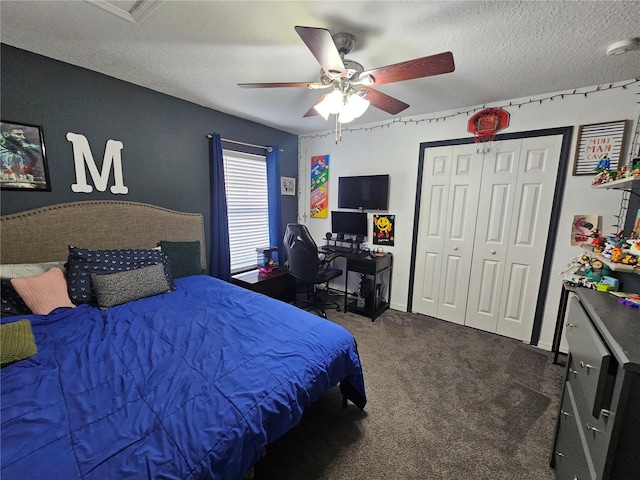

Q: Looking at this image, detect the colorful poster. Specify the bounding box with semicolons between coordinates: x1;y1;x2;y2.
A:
310;155;329;218
373;214;395;246
571;214;598;245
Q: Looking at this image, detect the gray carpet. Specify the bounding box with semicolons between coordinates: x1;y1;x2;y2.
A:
262;307;565;480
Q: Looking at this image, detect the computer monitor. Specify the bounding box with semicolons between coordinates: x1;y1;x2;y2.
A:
331;211;367;237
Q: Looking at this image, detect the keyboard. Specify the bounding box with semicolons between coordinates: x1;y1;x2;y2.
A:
324;245;353;253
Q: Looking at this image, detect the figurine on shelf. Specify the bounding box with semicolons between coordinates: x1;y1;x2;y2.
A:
611;246;623;263
590;230;605;253
628;160;640;177
615;166;628;181
584;259;610;283
594;154;611;172
591;170;614;186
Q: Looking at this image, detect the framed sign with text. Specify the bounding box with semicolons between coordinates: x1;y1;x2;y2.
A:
573;120;628;175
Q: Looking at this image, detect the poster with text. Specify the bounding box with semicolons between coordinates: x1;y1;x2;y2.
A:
310;155;329;218
373;214;395;246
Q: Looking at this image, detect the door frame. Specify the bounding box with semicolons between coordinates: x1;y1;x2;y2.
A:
407;126;574;346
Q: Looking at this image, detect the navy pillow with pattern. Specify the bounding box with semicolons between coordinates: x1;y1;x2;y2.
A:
65;246;174;305
1;278;32;318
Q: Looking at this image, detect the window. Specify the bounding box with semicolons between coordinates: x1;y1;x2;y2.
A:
223;149;270;273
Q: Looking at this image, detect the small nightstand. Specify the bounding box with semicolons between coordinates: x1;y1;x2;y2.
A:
231;267;296;303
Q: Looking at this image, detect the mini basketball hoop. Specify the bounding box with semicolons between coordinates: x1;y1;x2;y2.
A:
468;108;510;154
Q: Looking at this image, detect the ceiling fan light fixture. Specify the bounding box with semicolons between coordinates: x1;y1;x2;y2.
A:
345;93;370;119
322;89;345;114
314;101;332;120
338;109;356;124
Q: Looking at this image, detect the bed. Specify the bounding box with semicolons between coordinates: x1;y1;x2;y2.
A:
0;201;366;480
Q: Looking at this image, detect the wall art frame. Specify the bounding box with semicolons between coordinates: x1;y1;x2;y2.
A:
0;120;51;191
281;176;296;196
572;119;628;175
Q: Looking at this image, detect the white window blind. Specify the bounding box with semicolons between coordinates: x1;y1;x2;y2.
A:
222;149;270;273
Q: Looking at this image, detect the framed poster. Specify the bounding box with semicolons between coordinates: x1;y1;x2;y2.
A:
1;120;51;191
310;155;329;218
281;176;296;196
373;214;395;246
571;214;598;245
572;120;628;175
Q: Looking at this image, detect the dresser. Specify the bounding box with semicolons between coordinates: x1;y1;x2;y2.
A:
550;288;640;480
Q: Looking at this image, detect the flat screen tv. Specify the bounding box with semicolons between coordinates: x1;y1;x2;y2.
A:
338;174;389;210
331;211;368;237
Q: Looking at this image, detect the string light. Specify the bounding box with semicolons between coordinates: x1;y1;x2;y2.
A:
302;79;640;141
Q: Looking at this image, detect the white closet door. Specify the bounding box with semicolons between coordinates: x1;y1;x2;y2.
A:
412;146;452;317
412;143;481;322
436;144;482;324
496;135;563;341
465;139;522;332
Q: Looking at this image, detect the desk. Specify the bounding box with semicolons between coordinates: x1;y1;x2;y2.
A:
344;253;393;321
231;267;296;303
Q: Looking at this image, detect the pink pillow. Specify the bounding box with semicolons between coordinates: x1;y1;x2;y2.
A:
10;268;75;315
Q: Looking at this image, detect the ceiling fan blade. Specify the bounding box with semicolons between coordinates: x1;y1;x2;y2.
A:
295;26;346;76
238;81;315;89
362;88;410;115
361;51;455;86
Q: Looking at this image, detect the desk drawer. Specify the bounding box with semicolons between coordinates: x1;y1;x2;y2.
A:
553;381;595;480
565;296;611;418
347;254;391;274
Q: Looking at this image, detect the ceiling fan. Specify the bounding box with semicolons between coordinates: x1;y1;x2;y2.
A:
238;26;455;123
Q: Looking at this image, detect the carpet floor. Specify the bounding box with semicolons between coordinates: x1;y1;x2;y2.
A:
262;306;565;480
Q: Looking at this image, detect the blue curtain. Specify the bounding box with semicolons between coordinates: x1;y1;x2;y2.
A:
208;133;231;281
266;146;283;264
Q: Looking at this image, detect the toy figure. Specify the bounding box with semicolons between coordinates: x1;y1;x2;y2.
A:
594;154;611;172
584;259;610;283
611;246;623;263
591;232;605;253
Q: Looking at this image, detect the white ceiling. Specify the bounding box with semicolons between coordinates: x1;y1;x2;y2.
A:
1;0;639;135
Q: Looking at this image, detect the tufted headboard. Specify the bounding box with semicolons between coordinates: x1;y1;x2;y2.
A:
0;201;207;269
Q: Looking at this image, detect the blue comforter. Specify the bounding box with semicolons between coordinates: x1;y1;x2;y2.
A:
1;275;366;479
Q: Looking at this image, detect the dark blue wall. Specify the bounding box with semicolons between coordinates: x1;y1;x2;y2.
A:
0;44;298;248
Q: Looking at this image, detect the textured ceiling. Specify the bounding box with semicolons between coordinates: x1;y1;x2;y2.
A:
1;0;639;135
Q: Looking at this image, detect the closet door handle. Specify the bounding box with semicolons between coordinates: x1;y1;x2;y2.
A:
565;322;576;328
569;368;578;376
580;361;593;370
490;250;496;255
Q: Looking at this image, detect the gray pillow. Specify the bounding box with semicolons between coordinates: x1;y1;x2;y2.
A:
91;263;171;309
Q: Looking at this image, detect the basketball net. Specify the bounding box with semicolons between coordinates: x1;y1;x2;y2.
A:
473;113;501;155
473;130;497;155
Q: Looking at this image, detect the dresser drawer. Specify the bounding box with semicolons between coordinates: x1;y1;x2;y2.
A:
565;296;611;418
568;355;614;477
553;381;595;480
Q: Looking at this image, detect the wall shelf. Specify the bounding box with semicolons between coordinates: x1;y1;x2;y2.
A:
591;176;640;191
580;244;639;274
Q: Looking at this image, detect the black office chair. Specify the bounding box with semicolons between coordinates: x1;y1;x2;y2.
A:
283;223;343;318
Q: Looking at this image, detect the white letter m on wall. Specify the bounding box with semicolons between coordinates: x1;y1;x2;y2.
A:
67;132;128;194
